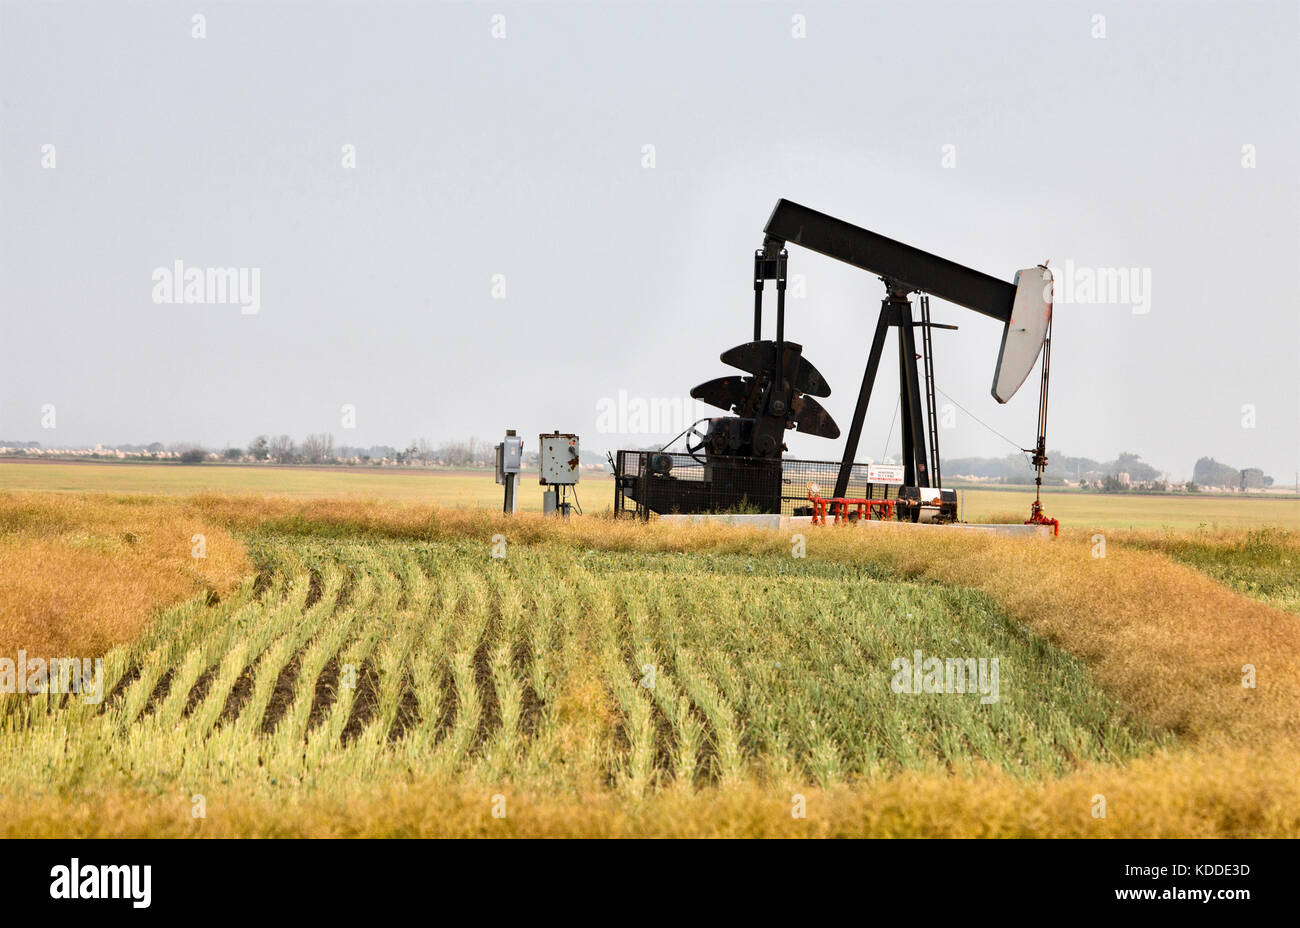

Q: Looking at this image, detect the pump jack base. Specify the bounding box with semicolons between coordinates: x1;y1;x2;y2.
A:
1024;500;1060;536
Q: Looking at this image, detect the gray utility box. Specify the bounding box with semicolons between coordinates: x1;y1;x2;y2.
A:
495;434;524;485
539;432;579;485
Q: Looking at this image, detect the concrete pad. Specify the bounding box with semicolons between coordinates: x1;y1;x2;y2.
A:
655;512;1052;538
657;513;784;530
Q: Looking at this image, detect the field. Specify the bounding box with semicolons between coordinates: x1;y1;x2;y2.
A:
1;462;1298;836
2;459;1297;529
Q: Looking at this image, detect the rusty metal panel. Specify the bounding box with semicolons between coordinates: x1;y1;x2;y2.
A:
539;432;580;485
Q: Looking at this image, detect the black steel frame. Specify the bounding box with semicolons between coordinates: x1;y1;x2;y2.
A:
760;199;1017;498
762;199;1016;321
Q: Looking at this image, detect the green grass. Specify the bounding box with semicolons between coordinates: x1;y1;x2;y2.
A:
0;532;1165;813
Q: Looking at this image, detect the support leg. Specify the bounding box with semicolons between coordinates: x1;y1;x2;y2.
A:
898;326;917;486
898;312;930;488
834;304;891;497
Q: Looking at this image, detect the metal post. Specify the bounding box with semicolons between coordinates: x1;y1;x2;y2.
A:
897;301;929;488
498;429;522;515
898;321;916;486
1032;317;1052;508
503;473;517;514
774;249;787;407
920;295;942;489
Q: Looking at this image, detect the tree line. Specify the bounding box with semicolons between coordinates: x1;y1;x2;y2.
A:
214;435;496;467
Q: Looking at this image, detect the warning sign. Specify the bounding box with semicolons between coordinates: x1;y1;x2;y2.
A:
867;464;905;485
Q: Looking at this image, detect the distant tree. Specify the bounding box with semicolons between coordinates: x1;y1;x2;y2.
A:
1240;467;1273;490
146;442;165;454
270;435;296;463
223;447;243;461
414;438;434;465
437;440;468;466
179;449;206;464
1193;457;1243;489
1185;481;1199;492
1101;474;1126;493
1109;452;1160;482
301;433;335;464
249;435;270;461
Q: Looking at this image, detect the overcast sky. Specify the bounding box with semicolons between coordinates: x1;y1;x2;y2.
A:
2;0;1296;481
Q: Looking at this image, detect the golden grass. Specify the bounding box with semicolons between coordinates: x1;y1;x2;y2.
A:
867;530;1300;744
2;745;1295;838
0;493;248;660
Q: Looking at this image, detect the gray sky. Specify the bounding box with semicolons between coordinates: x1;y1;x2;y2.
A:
2;0;1297;481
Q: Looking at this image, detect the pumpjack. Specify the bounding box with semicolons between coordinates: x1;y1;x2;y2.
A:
616;199;1055;528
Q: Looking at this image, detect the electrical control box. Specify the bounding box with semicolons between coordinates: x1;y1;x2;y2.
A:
539;432;579;485
502;436;523;472
495;432;523;485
